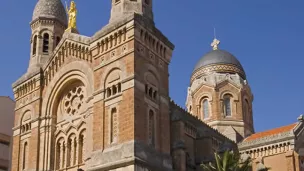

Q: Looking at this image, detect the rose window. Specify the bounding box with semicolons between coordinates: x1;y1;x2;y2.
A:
62;86;85;116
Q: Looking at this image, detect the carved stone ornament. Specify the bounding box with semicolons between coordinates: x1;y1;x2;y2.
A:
57;83;86;122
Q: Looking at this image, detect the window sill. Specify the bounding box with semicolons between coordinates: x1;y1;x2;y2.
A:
105;93;122;102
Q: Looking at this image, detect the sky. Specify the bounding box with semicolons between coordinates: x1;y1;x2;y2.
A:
0;0;303;133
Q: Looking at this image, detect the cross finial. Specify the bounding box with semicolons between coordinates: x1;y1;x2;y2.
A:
211;38;220;50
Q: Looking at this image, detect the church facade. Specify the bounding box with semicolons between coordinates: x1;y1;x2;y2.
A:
10;0;304;171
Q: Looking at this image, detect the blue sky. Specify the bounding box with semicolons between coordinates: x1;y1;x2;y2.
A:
0;0;303;133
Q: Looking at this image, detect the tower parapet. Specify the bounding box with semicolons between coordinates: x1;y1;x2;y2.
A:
110;0;154;23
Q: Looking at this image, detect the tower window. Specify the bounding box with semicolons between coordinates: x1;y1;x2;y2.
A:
202;99;209;119
148;110;155;147
223;95;232;117
22;142;28;170
244;99;249;121
33;35;37;55
110;108;118;143
43;33;49;53
56;37;61;46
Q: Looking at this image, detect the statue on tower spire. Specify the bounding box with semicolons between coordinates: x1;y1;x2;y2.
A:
65;0;78;33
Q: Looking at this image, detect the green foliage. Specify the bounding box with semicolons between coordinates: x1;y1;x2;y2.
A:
201;151;252;171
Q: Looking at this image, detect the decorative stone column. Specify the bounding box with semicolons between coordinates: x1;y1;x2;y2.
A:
59;141;64;169
70;138;75;166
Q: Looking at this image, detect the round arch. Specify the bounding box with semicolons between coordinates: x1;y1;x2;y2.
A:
41;61;94;118
99;61;127;90
219;90;239;101
18;105;35;126
196;92;213;105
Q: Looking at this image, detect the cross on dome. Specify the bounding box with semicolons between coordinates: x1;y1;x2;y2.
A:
211;38;220;50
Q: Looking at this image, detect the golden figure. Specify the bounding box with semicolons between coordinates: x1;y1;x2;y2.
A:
65;0;77;30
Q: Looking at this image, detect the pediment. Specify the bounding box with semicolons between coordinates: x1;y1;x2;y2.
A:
215;80;241;91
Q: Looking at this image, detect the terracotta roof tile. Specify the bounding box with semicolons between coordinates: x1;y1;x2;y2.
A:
244;123;297;142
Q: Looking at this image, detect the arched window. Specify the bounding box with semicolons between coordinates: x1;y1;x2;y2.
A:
202;99;209;119
153;91;157;99
78;132;85;164
56;37;61;46
22;142;28;170
55;141;61;170
33;35;37;55
110;108;118;143
244;99;249;120
112;85;117;95
148;88;153;98
43;33;49;53
223;95;232;116
107;88;111;98
118;83;121;93
148;110;155;147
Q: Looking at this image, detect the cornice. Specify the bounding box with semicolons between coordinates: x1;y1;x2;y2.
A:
238;130;294;150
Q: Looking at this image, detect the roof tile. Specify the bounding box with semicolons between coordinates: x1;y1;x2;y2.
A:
244;123;297;142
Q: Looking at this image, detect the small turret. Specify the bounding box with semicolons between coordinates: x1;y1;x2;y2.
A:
28;0;67;72
110;0;153;23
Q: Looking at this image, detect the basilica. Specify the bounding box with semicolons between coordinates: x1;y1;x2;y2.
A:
11;0;304;171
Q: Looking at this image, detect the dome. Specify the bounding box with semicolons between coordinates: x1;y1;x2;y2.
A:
193;49;245;72
192;39;246;79
32;0;67;25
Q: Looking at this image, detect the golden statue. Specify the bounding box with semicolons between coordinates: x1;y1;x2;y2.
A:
65;0;77;30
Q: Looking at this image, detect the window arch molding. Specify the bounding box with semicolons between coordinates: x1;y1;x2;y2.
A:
19;107;34;126
196;93;213;105
144;71;159;101
144;71;159;88
42;61;94;118
104;68;123;99
219;91;238;101
38;28;52;35
100;61;127;90
200;97;210;120
220;92;235;117
143;63;161;81
54;126;87;170
38;29;52;53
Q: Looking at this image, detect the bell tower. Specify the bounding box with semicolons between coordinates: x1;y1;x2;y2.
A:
110;0;153;23
28;0;67;72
